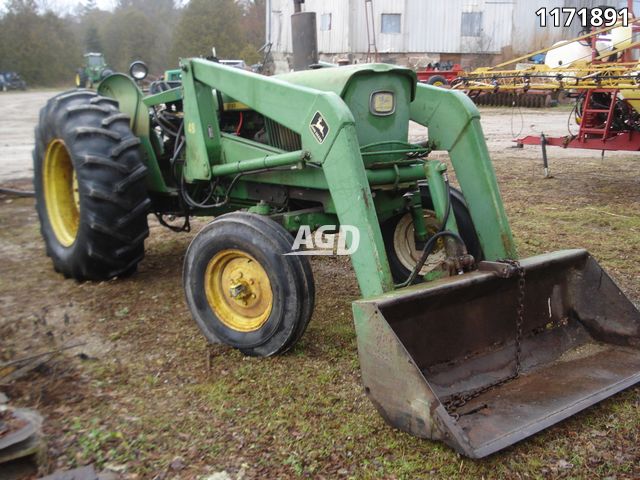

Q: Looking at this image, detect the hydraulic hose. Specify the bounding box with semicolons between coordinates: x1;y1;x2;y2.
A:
395;180;467;288
0;187;35;197
396;230;467;288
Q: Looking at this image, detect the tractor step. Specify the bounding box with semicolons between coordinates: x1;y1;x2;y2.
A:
353;249;640;458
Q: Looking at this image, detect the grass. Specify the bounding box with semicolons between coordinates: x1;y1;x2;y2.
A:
1;146;640;478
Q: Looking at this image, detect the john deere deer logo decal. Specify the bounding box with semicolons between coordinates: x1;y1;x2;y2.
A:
310;112;329;144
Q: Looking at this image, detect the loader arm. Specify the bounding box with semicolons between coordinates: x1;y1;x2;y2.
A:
410;84;518;260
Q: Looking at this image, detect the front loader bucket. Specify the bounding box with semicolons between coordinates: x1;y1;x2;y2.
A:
353;249;640;458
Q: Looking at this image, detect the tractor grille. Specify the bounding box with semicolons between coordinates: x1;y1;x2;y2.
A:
265;118;301;152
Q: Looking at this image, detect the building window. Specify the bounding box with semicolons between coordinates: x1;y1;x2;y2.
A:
320;13;332;31
461;12;482;36
381;13;401;34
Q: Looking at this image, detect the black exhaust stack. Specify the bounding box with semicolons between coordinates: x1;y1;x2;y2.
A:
291;0;318;71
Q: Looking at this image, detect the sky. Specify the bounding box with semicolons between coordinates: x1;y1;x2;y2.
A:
0;0;118;15
0;0;192;16
91;0;117;9
1;0;195;15
51;0;118;13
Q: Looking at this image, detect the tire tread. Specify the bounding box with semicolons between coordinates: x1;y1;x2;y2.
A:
33;89;150;281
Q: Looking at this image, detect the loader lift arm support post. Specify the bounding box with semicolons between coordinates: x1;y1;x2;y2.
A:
180;58;394;297
410;84;518;261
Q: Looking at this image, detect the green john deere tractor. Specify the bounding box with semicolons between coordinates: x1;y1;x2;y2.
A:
75;53;113;89
33;59;640;458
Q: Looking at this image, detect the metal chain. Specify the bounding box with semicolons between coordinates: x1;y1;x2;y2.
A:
502;259;525;375
443;259;526;418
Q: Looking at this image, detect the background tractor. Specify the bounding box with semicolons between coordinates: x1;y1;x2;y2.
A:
75;53;113;89
33;59;640;458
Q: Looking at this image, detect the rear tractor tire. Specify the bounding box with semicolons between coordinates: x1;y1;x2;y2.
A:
183;213;315;357
33;89;150;280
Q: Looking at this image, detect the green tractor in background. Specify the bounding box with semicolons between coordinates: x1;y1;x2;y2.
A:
33;59;640;458
75;53;113;89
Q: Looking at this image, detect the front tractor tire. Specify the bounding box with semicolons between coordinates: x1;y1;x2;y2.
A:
34;90;150;280
183;213;315;357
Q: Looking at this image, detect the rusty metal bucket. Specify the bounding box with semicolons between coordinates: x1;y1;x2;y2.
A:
353;249;640;458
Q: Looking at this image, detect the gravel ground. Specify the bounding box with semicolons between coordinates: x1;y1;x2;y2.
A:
0;90;62;182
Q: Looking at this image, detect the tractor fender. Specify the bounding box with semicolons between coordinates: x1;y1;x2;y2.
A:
98;73;148;138
98;73;168;193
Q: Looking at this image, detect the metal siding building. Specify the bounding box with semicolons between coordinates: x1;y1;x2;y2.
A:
511;0;620;53
268;0;631;65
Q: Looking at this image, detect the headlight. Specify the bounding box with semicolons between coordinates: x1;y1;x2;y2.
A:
370;91;395;116
129;61;149;81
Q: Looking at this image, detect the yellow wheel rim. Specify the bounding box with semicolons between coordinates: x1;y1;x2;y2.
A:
43;139;80;247
204;249;273;332
433;81;444;87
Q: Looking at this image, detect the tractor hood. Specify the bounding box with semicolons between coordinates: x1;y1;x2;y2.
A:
275;64;418;150
276;63;417;101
